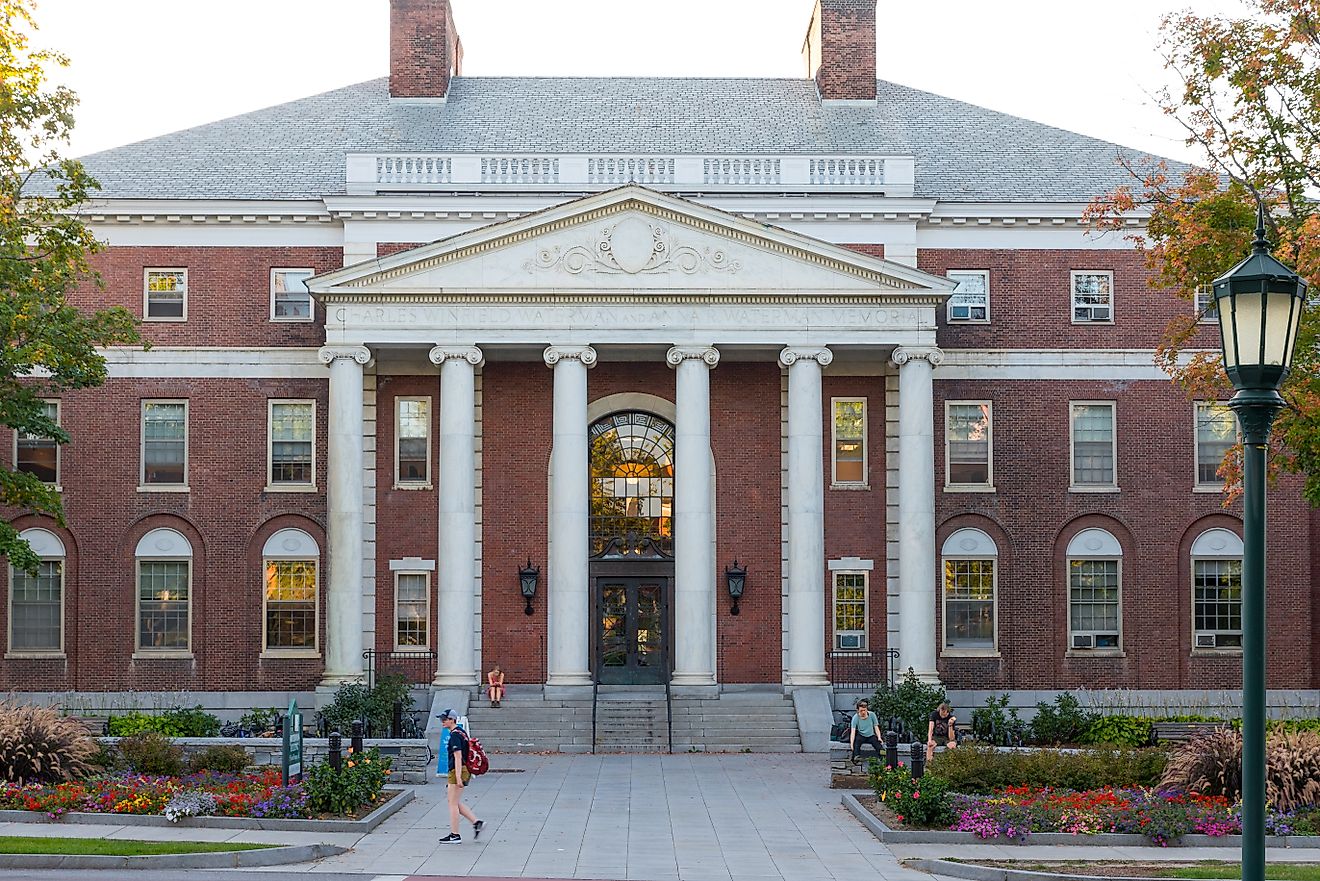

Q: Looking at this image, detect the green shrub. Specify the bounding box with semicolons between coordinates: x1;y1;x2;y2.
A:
871;670;947;741
87;740;122;773
305;747;391;815
320;675;415;737
106;706;220;738
117;731;185;776
0;703;97;784
1083;714;1154;747
238;708;281;735
868;760;953;827
1028;693;1095;745
971;694;1027;746
186;744;251;775
930;742;1167;793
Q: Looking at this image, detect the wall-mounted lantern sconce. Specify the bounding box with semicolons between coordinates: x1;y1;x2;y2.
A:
519;560;539;616
725;560;747;615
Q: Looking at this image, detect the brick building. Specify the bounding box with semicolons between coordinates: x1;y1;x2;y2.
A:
10;0;1318;729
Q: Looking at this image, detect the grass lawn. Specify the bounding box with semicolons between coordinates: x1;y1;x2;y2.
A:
0;836;277;856
961;862;1320;881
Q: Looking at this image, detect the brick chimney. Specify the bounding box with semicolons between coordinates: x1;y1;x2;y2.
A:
802;0;877;104
390;0;462;102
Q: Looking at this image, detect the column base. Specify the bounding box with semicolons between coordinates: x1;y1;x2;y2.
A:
432;673;477;688
670;671;717;687
319;672;365;689
783;670;830;687
908;669;942;685
545;671;594;687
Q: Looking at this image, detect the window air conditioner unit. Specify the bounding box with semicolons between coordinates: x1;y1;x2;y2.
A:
951;304;972;321
1195;632;1217;649
838;634;863;650
1072;634;1093;649
1072;632;1120;650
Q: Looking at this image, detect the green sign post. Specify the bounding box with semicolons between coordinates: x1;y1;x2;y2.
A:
282;698;303;785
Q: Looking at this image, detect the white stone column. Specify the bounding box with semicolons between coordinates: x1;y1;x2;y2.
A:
891;346;943;681
318;345;372;684
780;347;832;687
430;345;484;687
667;346;720;687
544;345;597;687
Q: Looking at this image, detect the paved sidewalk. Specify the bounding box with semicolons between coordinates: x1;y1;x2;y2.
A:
297;753;928;881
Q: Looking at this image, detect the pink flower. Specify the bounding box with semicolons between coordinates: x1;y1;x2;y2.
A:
913;791;921;799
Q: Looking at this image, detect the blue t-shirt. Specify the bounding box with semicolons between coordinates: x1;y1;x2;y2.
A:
851;712;878;738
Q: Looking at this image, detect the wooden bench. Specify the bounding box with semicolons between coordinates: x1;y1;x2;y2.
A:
72;715;110;736
1151;721;1229;743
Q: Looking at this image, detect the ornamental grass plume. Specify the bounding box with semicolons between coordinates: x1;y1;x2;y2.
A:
1266;731;1320;813
0;702;97;784
1159;728;1242;799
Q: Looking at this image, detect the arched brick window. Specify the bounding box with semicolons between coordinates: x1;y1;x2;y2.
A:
941;528;998;653
1191;528;1244;651
135;527;193;654
1066;528;1122;652
9;528;66;655
262;528;320;655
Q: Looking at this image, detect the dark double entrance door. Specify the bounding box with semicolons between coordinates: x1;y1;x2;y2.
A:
593;573;671;685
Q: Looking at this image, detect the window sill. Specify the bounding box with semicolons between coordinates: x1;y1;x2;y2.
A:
829;483;870;491
132;651;194;660
1070;319;1116;326
4;652;65;660
143;317;187;323
260;650;321;660
393;646;433;654
945;484;995;494
138;485;190;493
941;649;1000;659
1193;484;1226;494
1192;648;1243;658
1066;650;1126;659
947;318;991;326
264;484;318;494
270;316;314;324
393;483;434;491
1069;486;1120;494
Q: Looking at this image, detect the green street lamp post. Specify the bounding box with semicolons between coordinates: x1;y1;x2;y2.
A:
1211;207;1307;881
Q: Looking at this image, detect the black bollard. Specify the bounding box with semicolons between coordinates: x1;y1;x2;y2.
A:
351;719;365;754
392;700;403;739
884;729;899;769
328;731;342;771
909;740;926;779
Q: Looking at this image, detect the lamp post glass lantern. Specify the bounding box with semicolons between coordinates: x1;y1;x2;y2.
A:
519;560;539;616
1211;205;1307;881
725;560;746;615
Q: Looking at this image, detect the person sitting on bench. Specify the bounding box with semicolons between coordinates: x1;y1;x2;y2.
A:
849;698;884;763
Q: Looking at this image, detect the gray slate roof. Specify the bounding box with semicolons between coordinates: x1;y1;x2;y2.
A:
74;76;1181;203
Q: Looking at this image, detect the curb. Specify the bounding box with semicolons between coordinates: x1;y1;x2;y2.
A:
0;842;347;870
840;794;1302;847
0;787;413;834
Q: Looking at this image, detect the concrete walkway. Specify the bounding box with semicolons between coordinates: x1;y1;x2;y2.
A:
297;754;929;881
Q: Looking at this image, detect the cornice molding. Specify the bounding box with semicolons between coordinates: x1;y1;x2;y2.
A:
778;347;833;368
322;292;945;307
665;346;720;368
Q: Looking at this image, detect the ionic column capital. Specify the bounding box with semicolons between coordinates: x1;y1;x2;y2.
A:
543;345;598;368
666;346;720;368
317;345;371;366
890;346;945;368
428;345;484;368
778;346;833;369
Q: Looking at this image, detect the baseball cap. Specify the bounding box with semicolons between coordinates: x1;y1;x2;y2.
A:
439;708;457;721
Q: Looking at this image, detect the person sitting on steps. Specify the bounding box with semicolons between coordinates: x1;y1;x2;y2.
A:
487;665;505;708
849;698;884;763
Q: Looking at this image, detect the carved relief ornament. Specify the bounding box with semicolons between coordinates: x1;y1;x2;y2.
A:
525;215;742;277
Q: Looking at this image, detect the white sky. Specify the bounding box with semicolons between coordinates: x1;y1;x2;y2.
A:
37;0;1248;164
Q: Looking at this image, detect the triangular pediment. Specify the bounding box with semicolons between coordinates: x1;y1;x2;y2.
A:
309;186;954;297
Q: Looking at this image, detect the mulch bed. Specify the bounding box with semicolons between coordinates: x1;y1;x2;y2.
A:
856;793;943;830
308;789;401;821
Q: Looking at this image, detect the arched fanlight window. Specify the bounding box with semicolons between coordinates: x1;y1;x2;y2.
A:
134;528;193;654
1191;528;1244;651
941;528;998;652
9;528;66;655
262;528;320;654
1065;528;1122;652
588;412;675;555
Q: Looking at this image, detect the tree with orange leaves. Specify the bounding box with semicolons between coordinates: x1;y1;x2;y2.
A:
1085;0;1320;505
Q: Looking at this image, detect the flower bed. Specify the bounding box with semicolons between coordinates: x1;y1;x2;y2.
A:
0;748;394;822
949;786;1317;845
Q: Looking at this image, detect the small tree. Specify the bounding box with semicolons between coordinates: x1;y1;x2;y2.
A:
871;669;947;742
0;0;139;570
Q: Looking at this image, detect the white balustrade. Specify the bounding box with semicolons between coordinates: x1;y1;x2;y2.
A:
703;157;781;185
588;156;676;185
810;157;883;187
377;155;452;185
480;156;559;185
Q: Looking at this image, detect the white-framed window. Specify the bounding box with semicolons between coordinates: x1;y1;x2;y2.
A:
947;270;990;323
831;398;866;486
1192;528;1244;651
1071;270;1114;323
140;400;188;489
1195;401;1236;488
134;528;193;655
1195;284;1219;324
1070;402;1117;490
262;529;320;654
144;269;187;321
395;397;432;487
1067;528;1123;651
15;400;60;487
8;528;66;656
832;571;868;650
268;400;315;489
271;268;314;322
395;571;431;649
941;528;997;653
945;401;992;489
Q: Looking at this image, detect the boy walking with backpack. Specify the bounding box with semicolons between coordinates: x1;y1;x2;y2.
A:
439;709;484;843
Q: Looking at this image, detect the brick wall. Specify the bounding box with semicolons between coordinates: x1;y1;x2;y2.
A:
389;0;461;100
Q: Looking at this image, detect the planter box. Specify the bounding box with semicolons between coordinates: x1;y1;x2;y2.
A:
99;737;432;784
0;786;413;834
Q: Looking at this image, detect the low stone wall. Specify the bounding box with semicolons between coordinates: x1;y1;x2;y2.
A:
100;737;432;785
